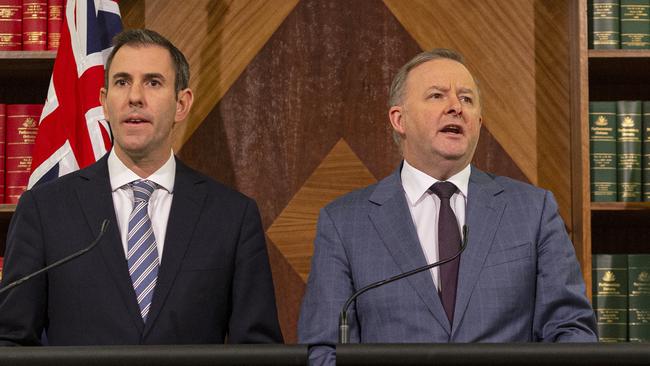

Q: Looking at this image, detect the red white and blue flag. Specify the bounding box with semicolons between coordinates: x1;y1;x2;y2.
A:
28;0;122;188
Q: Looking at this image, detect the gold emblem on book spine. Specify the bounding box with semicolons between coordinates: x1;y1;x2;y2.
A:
22;117;37;128
621;116;635;128
638;271;650;283
603;271;616;282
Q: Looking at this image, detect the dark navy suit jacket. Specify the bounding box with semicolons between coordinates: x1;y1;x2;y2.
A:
0;154;282;345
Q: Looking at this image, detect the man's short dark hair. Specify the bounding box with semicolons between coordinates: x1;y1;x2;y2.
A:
104;28;190;95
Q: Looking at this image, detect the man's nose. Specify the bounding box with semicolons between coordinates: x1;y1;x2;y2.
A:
446;96;463;116
128;84;144;107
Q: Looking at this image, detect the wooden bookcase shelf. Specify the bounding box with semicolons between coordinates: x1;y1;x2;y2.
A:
588;52;650;100
0;53;53;254
573;1;650;297
591;202;650;211
0;52;55;104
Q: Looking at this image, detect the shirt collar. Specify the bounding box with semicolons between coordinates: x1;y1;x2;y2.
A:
401;160;471;206
108;149;176;193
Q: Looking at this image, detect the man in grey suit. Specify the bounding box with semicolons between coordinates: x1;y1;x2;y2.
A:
298;49;597;365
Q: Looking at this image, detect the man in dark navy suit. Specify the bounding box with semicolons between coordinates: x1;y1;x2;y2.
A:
0;29;282;345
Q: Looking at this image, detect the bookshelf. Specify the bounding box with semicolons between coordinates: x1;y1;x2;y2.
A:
0;52;54;254
0;51;55;103
573;1;650;297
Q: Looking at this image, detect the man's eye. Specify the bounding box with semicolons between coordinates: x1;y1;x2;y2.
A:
460;96;473;104
149;80;161;87
430;93;443;99
114;79;127;86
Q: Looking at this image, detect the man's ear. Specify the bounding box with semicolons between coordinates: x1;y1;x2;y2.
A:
174;88;194;123
389;105;406;136
99;87;108;119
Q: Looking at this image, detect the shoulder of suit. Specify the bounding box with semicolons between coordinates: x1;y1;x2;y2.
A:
175;158;254;203
484;172;549;200
322;180;382;213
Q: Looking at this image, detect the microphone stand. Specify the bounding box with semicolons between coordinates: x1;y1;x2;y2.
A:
0;219;110;296
338;225;468;344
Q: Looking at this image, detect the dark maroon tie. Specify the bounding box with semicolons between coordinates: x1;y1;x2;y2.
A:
430;181;461;324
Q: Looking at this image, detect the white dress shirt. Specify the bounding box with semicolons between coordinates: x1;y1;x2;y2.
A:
401;160;470;290
108;149;175;259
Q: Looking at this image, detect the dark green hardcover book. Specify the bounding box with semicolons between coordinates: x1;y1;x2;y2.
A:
590;0;621;49
590;102;618;202
641;101;650;202
617;101;642;202
628;254;650;342
593;254;628;342
621;0;650;49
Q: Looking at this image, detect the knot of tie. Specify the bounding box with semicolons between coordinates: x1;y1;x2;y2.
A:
131;180;156;203
430;181;458;200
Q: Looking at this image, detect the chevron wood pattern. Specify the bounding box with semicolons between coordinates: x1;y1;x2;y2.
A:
267;139;377;281
122;0;299;152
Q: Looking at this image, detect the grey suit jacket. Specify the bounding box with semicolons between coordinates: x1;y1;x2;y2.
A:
298;165;597;364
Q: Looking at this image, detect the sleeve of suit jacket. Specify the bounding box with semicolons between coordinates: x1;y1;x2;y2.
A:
0;190;48;345
228;198;284;343
298;207;352;366
532;190;597;342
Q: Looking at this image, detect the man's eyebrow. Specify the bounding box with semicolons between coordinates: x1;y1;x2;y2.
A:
457;86;476;95
111;72;131;80
426;85;450;92
143;73;166;81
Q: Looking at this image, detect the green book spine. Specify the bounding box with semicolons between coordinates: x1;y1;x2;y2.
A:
641;101;650;202
590;0;621;49
628;254;650;342
591;102;618;202
617;101;643;202
593;254;628;342
621;0;650;49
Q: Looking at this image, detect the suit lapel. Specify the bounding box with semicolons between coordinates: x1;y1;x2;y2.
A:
76;156;145;334
143;158;206;336
451;168;505;334
368;167;451;334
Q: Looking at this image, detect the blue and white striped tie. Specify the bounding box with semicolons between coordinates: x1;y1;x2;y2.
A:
127;179;159;322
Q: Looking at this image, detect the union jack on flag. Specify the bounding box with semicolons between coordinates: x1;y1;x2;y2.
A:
27;0;122;188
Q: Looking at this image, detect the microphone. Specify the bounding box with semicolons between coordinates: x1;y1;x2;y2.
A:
0;219;110;296
338;225;468;344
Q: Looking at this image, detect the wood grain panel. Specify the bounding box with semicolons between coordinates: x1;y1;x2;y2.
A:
266;139;377;281
136;0;299;152
119;0;144;30
384;0;573;226
534;0;572;228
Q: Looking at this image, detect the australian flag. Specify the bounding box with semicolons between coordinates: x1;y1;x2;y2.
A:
27;0;122;188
